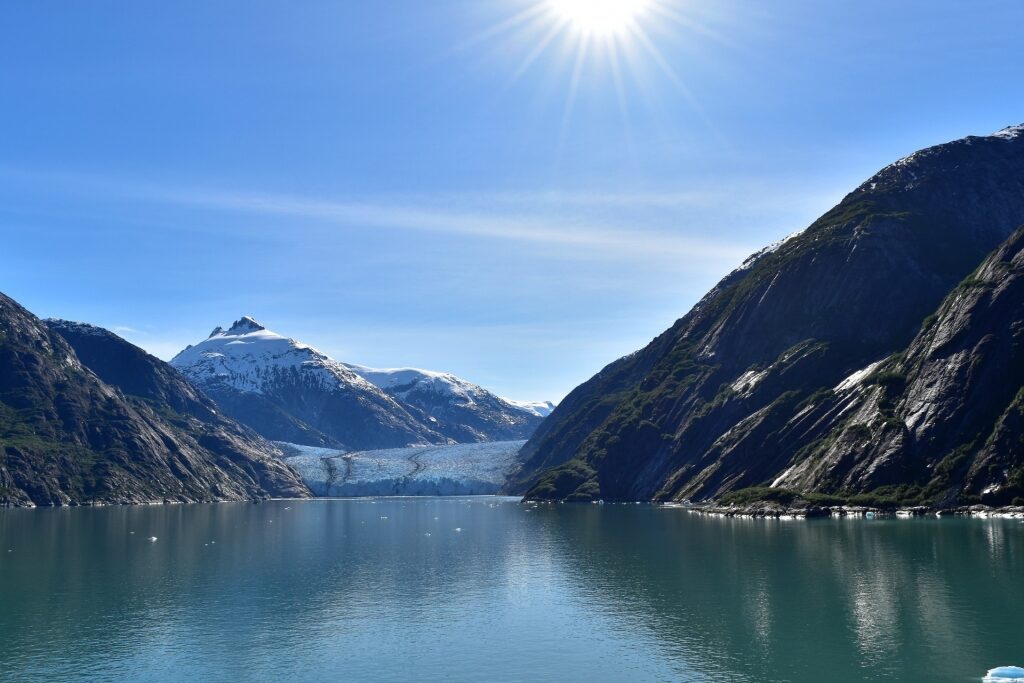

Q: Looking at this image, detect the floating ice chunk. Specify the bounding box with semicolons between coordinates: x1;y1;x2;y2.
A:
986;666;1024;682
148;537;158;542
454;527;462;532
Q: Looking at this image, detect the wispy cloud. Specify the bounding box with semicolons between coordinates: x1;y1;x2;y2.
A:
146;188;756;263
0;166;762;265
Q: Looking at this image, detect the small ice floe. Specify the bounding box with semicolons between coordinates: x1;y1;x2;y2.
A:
380;516;388;520
985;666;1024;682
148;536;158;542
129;531;135;535
284;507;291;510
424;533;431;537
454;527;462;532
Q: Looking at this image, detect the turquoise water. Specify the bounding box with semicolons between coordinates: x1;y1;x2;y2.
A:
1;498;1021;682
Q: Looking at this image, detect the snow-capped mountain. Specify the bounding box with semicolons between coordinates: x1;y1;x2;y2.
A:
344;365;549;442
171;317;551;450
171;317;449;450
504;400;556;418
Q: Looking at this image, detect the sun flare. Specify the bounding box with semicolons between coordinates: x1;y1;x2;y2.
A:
548;0;652;36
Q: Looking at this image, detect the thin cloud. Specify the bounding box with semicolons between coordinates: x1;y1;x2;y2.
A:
0;167;760;265
153;188;756;263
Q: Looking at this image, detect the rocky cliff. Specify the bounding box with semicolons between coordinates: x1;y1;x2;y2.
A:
512;124;1024;505
0;295;310;507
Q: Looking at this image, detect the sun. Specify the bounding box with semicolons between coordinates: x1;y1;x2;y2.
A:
548;0;652;36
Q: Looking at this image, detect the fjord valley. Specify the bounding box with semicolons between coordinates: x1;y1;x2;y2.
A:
5;0;1024;679
4;125;1024;512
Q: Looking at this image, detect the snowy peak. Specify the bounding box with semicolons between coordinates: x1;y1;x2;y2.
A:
992;123;1024;140
170;317;548;449
346;365;483;404
505;400;556;418
170;318;370;397
226;316;266;335
345;363;550;442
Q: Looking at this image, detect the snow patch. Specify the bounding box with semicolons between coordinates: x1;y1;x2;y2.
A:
733;229;806;273
835;360;885;392
505;400;557;417
731;368;768;395
991;124;1024;140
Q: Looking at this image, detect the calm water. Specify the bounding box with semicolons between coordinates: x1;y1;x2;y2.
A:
1;498;1022;682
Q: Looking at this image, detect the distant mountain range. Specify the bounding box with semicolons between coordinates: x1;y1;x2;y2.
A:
170;318;550;450
511;123;1024;508
0;302;551;506
0;297;310;507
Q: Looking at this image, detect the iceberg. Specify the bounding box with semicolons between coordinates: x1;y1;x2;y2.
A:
986;666;1024;682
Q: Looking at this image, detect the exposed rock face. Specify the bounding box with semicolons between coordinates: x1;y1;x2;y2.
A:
771;226;1024;506
511;124;1024;504
0;295;310;507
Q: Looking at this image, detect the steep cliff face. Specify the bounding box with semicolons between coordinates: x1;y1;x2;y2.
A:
512;125;1024;502
0;296;310;507
768;226;1024;506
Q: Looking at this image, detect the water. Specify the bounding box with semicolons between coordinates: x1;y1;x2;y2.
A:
1;498;1021;682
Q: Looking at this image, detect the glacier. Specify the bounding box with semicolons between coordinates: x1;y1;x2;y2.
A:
279;440;525;496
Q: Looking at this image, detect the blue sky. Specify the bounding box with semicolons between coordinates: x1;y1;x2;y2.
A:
2;0;1023;402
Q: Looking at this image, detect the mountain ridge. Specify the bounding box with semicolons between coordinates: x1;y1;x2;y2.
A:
171;318;550;450
511;123;1024;504
0;297;310;507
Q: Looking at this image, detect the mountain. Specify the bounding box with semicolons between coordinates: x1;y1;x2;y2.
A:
171;318;548;450
511;124;1024;504
344;365;546;442
765;225;1024;506
504;400;557;418
0;294;309;507
170;318;447;450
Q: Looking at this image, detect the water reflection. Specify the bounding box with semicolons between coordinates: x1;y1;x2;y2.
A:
1;502;1022;682
525;507;1024;683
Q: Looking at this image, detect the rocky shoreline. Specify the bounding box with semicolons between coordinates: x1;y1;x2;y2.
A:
671;502;1024;519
